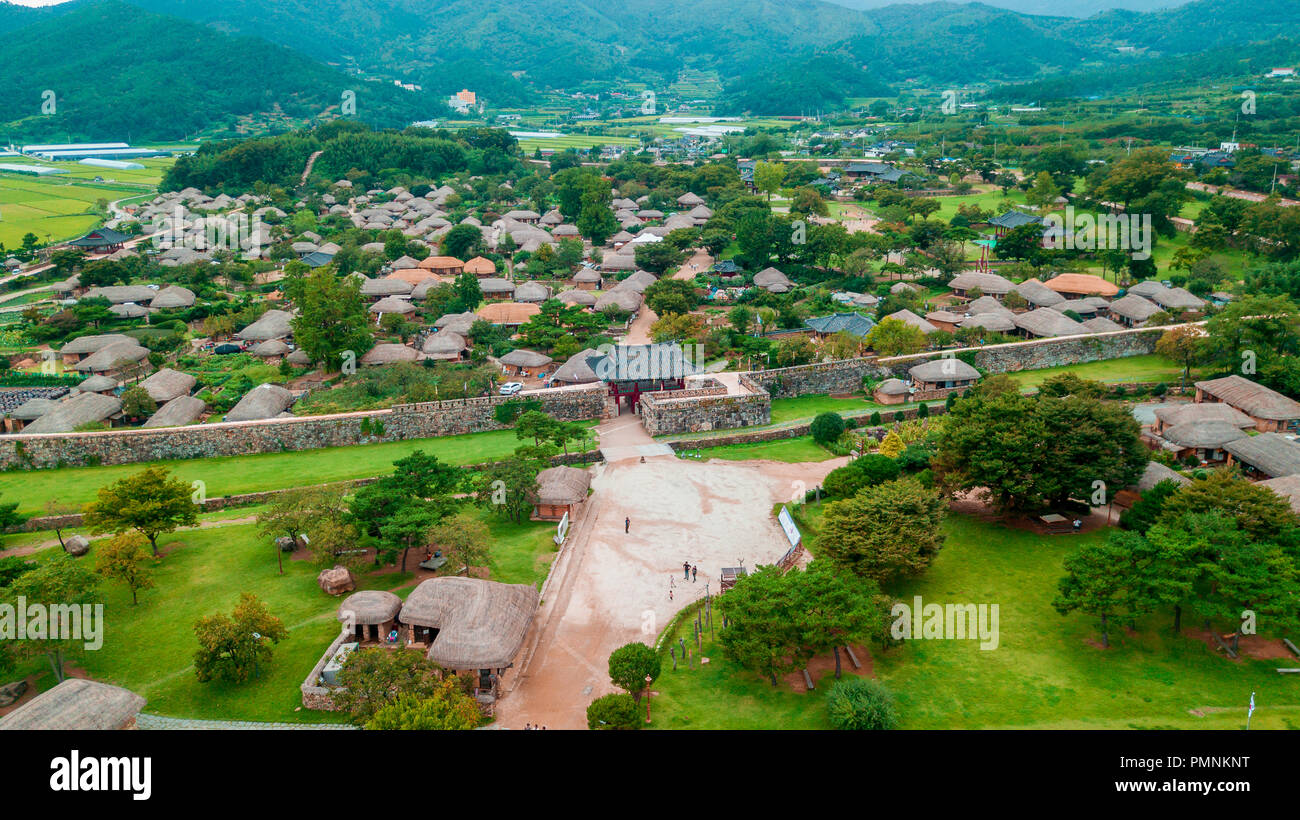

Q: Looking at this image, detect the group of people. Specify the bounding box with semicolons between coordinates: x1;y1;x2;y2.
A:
668;561;700;600
522;723;547;730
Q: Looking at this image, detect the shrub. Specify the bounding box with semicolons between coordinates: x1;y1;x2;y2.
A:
1152;382;1168;396
587;693;641;729
811;412;846;444
916;402;929;419
826;677;899;730
608;641;661;697
868;411;882;426
823;454;901;498
892;411;906;423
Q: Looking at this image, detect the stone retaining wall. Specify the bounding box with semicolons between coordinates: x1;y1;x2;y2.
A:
640;374;772;436
0;383;609;470
665;403;949;450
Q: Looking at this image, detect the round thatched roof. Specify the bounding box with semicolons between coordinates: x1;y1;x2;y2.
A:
535;465;591;505
499;349;552;368
338;590;402;625
398;577;539;670
557;288;597;306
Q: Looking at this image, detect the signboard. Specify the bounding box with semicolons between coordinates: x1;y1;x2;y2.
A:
777;506;801;549
554;511;570;546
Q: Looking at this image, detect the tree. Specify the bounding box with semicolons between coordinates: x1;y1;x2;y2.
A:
441;223;483;260
826;677;899;730
650;312;704;344
607;641;661;700
258;487;349;575
514;410;559;448
819;477;945;583
866;317;927;356
878;430;904;458
633;242;686;275
795;561;888;678
287;267;374;369
1053;538;1139;648
333;646;443;722
0;492;26;544
754;161;787;202
643;278;698;314
41;498;75;550
95;532;155;605
577;189;618;245
822;454;901;498
934;390;1146;516
193;593;288;684
810;412;845;445
473;456;542;524
1155;326;1209;387
1157;469;1300;545
379;500;444;573
587;693;641;729
83;466;200;557
426;512;490;573
1025;171;1062;209
1118;479;1181;534
717;565;808;686
364;682;481;730
3;555;101;682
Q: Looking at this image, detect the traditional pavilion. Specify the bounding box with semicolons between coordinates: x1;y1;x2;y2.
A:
587;343;702;413
67;226;131;253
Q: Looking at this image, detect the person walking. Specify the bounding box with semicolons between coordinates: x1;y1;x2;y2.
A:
691;565;698;582
683;561;691;580
625;516;630;534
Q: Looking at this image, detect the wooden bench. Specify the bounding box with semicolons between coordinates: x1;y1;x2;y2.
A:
1283;638;1300;659
801;668;815;690
843;645;862;670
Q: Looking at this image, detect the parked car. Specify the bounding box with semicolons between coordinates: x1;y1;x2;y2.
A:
499;381;524;395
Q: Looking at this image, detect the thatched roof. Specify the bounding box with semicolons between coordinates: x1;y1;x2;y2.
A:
552;348;601;384
1194;375;1300;421
949;271;1014;295
614;270;657;293
142;395;206;428
477;302;540;325
421;331;467;358
149;285;196;309
400;577;538;670
369;296;417;314
1161;420;1248;449
595;290;642;312
573;269;603;284
73;340;149;373
909;359;980;383
81;285;157;304
139;368;197;403
361;277;414;297
77;374;117;393
60;333;133;356
22;392;121;433
419;255;464;270
1044;273;1119;297
753;267;793;290
338;590;403;625
1109;294;1161;323
1258;474;1300;514
237;309;294;341
1013;307;1084;338
959;313;1016;332
1013;278;1065;308
557;288;597;306
1154;403;1254;429
535;465;591;505
1149;286;1205;311
875;378;909;396
464;256;496;275
600;253;637;272
0;679;144;730
881;309;937;334
1081;316;1125;333
8;397;60;421
250;338;291;357
361;343;420;365
499;349;552;368
514;281;551;303
1134;461;1191;492
1223;433;1300;479
108;303;150;319
964;295;1013;316
433;312;478;334
286;349;312;366
478;277;515;295
225;383;294;421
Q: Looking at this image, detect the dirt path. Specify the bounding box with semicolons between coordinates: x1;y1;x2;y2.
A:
495;454;841;729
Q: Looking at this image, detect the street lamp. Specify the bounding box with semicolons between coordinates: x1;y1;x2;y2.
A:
644;675;653;724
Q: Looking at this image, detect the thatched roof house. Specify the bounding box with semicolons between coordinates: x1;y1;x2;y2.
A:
77;374;118;394
142;395;206;428
514;281;551;303
464;256;496;276
1153;402;1254;434
361;277;414;297
139;368;197;403
433;311;478;335
613;270;657;293
250;339;291;359
557;288;597;306
753;266;793;293
0;679;144;730
960;313;1016;333
225;383;294;422
1081;316;1125;333
949;271;1014;297
81;285;157;304
1012;278;1065;308
1160;420;1247;453
149;285;196;309
1044;273;1119;298
908;358;980;389
1013;307;1085;338
339;590;403;625
361;343;420;365
478;278;516;298
1258;474;1300;514
533;465;591;520
595;290;643;313
1223;433;1300;480
59;333;133;360
498;349;553;376
476;302;540;326
369;296;417;315
422;331;468;360
881;309;937;335
399;577;539;672
1194;375;1300;431
1108;294;1162;327
551;348;601;384
23;392;122;433
237;309;294;341
73;340;149;374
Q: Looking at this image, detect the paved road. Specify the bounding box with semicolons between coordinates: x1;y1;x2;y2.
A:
136;714;354;730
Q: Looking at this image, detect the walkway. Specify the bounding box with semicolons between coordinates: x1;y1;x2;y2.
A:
137;714;354;730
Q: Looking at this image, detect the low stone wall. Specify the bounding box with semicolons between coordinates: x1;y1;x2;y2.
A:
0;383;609;470
301;630;348;712
640;374;772;436
665;403;949;450
747;325;1169;398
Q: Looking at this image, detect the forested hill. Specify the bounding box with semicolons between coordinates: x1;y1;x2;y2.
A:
0;0;445;142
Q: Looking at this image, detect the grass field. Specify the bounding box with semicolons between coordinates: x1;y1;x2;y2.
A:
9;501;558;722
1003;353;1195;388
0;427;535;516
682;436;837;463
650;512;1300;729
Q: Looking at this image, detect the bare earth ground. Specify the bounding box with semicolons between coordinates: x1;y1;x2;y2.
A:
495;450;841;729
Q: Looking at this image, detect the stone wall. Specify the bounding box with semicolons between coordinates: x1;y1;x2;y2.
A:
640;375;772;436
666;403;948;451
747;326;1167;398
0;383;609;470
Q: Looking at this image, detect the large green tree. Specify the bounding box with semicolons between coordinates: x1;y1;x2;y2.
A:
819;476;946;583
83;466;200;557
287;267;374;369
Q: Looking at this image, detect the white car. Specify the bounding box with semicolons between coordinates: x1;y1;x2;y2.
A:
499;382;524;396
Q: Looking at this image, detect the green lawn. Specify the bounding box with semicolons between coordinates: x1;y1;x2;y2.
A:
682;436;837;464
650;512;1300;729
11;502;560;721
0;428;534;516
1004;354;1195;388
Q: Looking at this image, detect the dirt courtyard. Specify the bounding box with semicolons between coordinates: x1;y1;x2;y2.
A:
495;454;842;729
